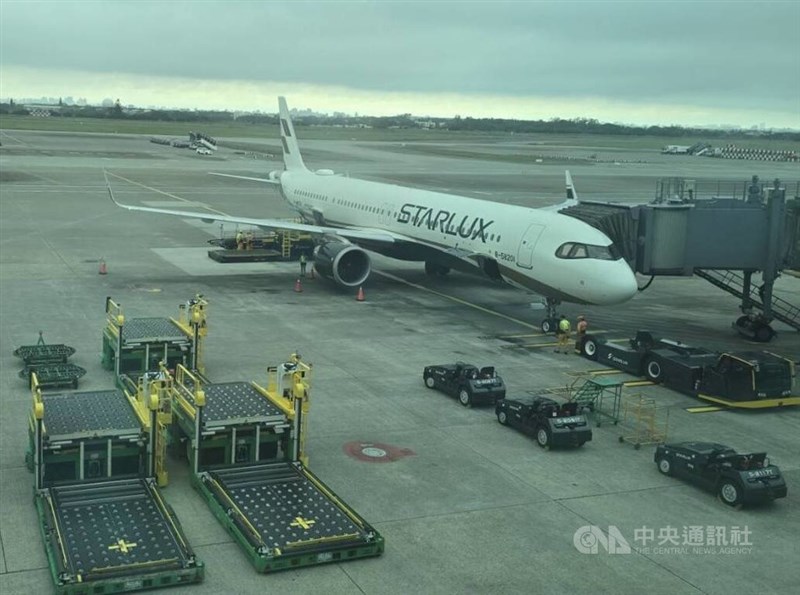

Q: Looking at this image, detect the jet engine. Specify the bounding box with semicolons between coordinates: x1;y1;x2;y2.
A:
313;242;371;287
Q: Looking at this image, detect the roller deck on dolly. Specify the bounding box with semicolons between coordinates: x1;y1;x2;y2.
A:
29;373;204;594
170;356;384;573
101;296;208;384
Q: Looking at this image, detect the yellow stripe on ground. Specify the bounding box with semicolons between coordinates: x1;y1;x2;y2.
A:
697;394;800;409
589;369;623;376
375;270;541;330
499;329;609;340
623;380;654;387
686;406;724;413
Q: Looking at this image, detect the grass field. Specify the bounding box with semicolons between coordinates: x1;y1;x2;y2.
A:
2;114;798;152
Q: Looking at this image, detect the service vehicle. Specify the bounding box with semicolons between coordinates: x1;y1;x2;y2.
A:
495;396;592;448
654;442;787;507
579;331;797;408
422;362;505;407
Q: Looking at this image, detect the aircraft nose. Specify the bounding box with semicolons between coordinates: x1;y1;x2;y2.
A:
604;262;638;304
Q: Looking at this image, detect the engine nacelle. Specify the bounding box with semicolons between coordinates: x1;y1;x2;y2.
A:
268;170;282;182
313;242;371;288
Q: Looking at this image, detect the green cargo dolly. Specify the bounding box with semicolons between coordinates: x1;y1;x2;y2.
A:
29;374;204;594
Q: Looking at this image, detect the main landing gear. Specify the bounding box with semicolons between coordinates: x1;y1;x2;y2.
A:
540;298;562;334
733;312;776;343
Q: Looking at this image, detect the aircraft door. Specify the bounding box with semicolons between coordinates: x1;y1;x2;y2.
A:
516;224;545;269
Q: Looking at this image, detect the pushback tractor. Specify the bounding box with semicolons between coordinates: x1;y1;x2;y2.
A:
580;331;797;409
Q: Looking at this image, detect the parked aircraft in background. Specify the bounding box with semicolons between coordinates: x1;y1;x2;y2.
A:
107;97;638;330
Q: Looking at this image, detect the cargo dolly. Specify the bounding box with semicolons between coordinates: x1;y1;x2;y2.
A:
36;478;202;595
169;355;384;572
197;462;384;573
19;364;87;390
207;229;314;263
101;296;208;383
15;341;76;365
170;365;292;470
15;333;86;389
29;373;204;593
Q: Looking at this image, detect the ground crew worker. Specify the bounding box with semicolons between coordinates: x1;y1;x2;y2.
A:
575;315;588;353
555;315;571;353
235;230;244;251
299;252;307;277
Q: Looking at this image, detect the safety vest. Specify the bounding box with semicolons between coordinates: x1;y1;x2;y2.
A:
558;319;571;333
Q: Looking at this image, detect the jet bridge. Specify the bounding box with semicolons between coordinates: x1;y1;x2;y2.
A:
561;177;800;341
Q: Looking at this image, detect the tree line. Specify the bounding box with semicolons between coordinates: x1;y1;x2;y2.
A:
1;101;797;141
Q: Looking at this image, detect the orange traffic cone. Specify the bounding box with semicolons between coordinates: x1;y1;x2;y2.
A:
98;259;108;275
356;286;365;302
294;278;303;293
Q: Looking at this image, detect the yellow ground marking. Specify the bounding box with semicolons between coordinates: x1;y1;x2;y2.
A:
108;539;138;553
290;516;316;530
105;171;229;217
686;406;724;413
588;369;623;376
374;270;540;330
697;394;800;409
623;380;654;387
499;330;610;341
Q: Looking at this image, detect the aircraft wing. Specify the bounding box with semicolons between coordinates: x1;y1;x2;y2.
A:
106;181;397;244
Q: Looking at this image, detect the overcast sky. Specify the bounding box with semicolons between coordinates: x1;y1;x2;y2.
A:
1;1;798;128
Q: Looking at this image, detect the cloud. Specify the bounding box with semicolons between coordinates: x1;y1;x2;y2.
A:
1;1;798;127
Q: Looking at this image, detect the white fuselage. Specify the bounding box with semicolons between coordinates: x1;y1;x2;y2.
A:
279;170;638;305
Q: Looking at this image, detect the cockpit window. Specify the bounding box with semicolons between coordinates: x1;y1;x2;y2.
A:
556;242;622;261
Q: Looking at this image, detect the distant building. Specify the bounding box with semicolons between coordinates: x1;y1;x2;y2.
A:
662;145;691;155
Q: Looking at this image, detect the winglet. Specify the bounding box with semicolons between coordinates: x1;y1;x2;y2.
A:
104;170;121;206
278;97;308;171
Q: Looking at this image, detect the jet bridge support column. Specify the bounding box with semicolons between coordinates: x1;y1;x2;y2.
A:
760;180;786;320
741;271;753;312
733;180;786;341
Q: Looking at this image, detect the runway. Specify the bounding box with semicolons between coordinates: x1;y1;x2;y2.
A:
1;128;798;595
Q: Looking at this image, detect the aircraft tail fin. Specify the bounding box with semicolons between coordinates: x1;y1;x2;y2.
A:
278;97;308;171
565;170;579;201
538;170;580;212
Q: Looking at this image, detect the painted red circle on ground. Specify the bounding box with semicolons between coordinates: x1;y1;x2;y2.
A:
342;441;415;463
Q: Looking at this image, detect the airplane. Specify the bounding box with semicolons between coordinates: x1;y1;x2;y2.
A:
107;97;638;332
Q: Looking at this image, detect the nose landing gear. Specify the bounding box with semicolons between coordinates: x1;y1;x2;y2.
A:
540;298;562;334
